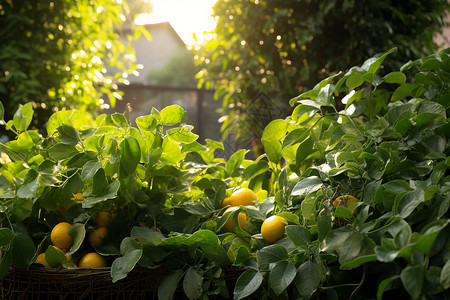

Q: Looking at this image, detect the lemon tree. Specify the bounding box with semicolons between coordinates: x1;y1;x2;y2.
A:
0;48;448;299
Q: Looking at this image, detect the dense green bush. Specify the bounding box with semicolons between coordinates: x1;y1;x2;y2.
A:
0;0;151;134
197;0;450;146
0;48;449;299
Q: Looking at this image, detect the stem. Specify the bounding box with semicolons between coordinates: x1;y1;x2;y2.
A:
349;264;367;300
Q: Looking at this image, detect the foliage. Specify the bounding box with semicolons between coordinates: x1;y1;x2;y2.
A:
196;0;450;145
146;51;199;88
0;0;150;135
0;47;449;299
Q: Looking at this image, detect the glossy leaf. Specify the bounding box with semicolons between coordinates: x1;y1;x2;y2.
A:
234;269;264;300
269;260;296;295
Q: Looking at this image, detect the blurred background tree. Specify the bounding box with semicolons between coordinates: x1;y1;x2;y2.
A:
0;0;152;136
146;51;199;88
196;0;450;153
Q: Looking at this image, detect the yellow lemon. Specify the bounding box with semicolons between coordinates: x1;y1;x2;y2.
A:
51;222;73;250
261;216;287;244
222;206;247;233
78;252;107;268
34;253;50;268
95;211;110;227
229;188;257;207
88;227;108;247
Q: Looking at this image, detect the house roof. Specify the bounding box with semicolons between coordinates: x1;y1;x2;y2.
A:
120;21;186;47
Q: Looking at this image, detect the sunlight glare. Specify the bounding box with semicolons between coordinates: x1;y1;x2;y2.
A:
134;0;218;45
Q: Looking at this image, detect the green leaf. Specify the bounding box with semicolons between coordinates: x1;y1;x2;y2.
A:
13;102;33;132
269;260;296;295
57;123;81;146
0;251;12;277
111;113;128;127
48;143;78;160
111;238;143;282
67;223;86;255
338;231;363;265
285;225;311;246
45;245;68;268
262;139;282;164
317;209;332;241
391;83;419;101
316;84;335;106
383;71;406;84
377;275;400;300
160;105;185;125
225;149;247;177
301;193;317;221
234;269;264;300
92;168;108;195
257;244;288;270
294;260;321;300
394;224;412;249
83;181;120;208
395;188;424;218
0;101;4;121
334;206;352;219
136;115;158;131
242;160;269;181
17;169;39;198
119;136;141;178
296;135;315;164
183;267;203;300
81;160;102;180
11;226;35;268
0;228;14;247
440;259;450;289
400;265;424;299
158;269;184;300
167;126;199;144
262;119;288;141
291;176;323;196
415;219;450;254
362;48;396;74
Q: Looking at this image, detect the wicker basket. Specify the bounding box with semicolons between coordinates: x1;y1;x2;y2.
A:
1;265;166;300
1;265;243;300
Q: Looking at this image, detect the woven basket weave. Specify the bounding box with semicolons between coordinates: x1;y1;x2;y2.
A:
1;265;166;300
1;265;243;300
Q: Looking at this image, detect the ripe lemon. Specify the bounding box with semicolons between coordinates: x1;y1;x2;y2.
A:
261;216;287;244
95;211;110;227
332;195;359;215
221;197;231;208
51;222;73;250
228;188;256;206
88;227;108;247
34;253;50;268
222;206;247;233
78;252;107;268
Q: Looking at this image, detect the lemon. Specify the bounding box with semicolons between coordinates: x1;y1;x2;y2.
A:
228;188;256;206
261;216;287;244
221;197;231;208
95;211;110;227
222;206;247;233
88;227;108;247
51;222;73;251
78;252;107;268
34;253;50;268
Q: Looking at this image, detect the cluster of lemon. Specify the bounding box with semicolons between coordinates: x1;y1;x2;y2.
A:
34;193;110;269
221;188;288;244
